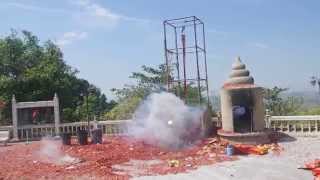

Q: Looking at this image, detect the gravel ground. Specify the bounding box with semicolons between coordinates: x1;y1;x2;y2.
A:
134;137;320;180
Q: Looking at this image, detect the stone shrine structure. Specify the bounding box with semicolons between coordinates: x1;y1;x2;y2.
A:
218;57;269;144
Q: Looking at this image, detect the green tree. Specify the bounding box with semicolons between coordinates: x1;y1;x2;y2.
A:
0;30;113;124
106;64;208;120
106;64;167;120
310;76;320;95
295;106;320;115
264;87;303;115
111;64;168;100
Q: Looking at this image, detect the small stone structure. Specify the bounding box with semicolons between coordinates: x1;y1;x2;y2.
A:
218;57;269;144
11;94;60;139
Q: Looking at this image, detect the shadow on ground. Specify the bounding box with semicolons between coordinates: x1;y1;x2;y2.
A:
269;132;297;143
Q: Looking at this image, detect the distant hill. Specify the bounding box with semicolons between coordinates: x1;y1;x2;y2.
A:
284;91;320;108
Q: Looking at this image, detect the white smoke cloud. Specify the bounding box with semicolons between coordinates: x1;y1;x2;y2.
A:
129;92;204;149
37;138;79;165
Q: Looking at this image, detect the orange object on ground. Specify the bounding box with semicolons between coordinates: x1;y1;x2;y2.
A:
234;144;268;155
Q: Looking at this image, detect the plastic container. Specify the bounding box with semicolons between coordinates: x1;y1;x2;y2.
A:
77;130;88;145
226;144;234;156
60;133;72;145
91;128;103;144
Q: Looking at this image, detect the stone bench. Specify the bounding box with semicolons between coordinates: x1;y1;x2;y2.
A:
0;130;9;146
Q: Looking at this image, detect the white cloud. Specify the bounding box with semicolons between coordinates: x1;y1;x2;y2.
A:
250;42;269;49
4;2;67;14
56;31;88;46
3;1;149;30
70;0;149;28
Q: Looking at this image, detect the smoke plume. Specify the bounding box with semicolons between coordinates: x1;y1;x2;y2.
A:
37;137;79;165
129;92;204;149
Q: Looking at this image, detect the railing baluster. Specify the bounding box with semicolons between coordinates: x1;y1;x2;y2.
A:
5;120;130;140
309;120;311;133
31;128;34;139
268;116;320;135
273;120;276;130
26;130;29;141
108;125;111;135
103;125;106;134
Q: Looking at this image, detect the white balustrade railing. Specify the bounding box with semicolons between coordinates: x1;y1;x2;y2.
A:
0;125;13;131
18;124;55;139
2;115;320;140
15;120;131;140
267;115;320;135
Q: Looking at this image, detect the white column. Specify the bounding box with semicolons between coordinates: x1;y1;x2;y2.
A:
93;116;99;129
252;88;265;131
53;93;60;135
265;109;270;128
11;95;18;139
220;89;234;132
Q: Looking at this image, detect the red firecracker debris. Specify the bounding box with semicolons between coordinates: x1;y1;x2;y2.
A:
0;136;236;179
302;159;320;179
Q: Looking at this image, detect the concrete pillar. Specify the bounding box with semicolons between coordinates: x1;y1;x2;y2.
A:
11;95;18;139
220;89;234;132
53;93;60;135
92;116;98;129
253;88;265;131
265;109;271;128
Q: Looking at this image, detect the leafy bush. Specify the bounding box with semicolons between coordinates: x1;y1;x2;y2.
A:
0;30;114;123
264;87;304;115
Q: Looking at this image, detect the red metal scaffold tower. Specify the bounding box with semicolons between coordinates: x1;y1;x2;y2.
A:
163;16;209;106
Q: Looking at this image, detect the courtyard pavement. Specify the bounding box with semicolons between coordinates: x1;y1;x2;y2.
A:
134;137;320;180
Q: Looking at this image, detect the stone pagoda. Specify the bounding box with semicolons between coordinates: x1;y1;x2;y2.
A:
218;57;270;144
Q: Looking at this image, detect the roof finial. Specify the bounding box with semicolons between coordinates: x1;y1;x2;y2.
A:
236;56;241;62
225;57;254;85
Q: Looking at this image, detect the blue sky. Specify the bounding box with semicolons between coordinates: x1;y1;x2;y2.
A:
1;0;320;98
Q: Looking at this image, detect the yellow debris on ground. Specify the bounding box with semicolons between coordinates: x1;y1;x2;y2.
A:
168;160;180;167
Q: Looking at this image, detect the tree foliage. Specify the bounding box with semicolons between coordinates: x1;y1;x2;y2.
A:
295;106;320;115
310;76;320;95
106;64;167;120
264;86;304;115
106;64;208;120
0;30;114;124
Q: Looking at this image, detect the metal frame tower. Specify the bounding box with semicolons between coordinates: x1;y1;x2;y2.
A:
163;16;209;106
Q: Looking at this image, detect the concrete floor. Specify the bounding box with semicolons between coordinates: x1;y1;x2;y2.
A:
134;137;320;180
